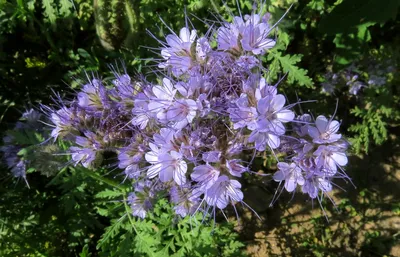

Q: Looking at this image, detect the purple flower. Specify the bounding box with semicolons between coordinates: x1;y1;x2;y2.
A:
160;27;197;75
202;151;221;163
112;73;137;111
226;159;247;177
296;155;318;174
302;176;332;199
240;14;276;55
248;94;294;150
159;151;188;185
204;175;243;209
228;94;257;130
153;128;176;152
273;162;305;192
50;107;77;140
236;56;260;69
128;181;155;219
132;92;153;129
254;77;277;100
170;185;200;217
368;75;385;86
166;99;198;129
70;147;97;168
1;145;28;179
349;81;365;95
11;160;27;178
148;78;177;122
195;37;211;62
313;145;348;176
145;143;163;176
162;28;196;58
256;94;295;133
145;143;187;185
217;14;275;55
78;79;111;112
308;115;341;144
113;74;134;95
293;114;312;137
128;192;149;219
217;20;241;51
191;164;220;190
15;109;42;130
248;130;281;150
118;144;144;179
28;9;352;216
69;131;102;168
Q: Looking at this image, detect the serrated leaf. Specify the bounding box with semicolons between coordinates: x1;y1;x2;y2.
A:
95;189;123;199
97;215;127;249
270;51;313;87
42;0;57;25
95;207;109;216
59;0;73;17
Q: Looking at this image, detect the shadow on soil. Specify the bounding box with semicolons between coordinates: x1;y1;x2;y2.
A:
234;130;400;256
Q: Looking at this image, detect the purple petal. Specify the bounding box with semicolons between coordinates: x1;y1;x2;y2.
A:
271;94;286;111
147;163;162;178
315;116;328;133
173;160;187;185
273;170;285;182
267;134;280;149
285;179;297;192
257;96;271;115
332;152;348;166
277;109;295;123
328;120;340;134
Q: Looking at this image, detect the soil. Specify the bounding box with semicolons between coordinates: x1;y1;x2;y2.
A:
238;134;400;256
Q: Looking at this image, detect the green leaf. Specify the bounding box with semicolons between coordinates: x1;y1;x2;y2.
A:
269;51;314;87
42;0;58;25
95;189;124;199
59;0;74;17
97;215;127;249
95;207;109;216
79;244;92;257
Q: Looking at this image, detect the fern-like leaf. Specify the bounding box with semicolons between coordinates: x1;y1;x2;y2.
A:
59;0;73;17
42;0;58;25
269;50;314;87
95;189;123;199
97;215;127;249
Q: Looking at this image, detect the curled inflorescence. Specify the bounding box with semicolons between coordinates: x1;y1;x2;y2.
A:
16;9;350;219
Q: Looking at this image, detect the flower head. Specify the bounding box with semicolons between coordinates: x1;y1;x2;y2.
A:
308;115;341;144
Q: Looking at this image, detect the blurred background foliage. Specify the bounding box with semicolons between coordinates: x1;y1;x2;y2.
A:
0;0;399;256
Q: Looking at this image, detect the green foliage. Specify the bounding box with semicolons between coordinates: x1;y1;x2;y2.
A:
349;105;388;154
97;197;245;257
347;47;400;153
1;0;400;256
319;0;400;34
267;50;314;87
0;166;105;256
92;182;244;257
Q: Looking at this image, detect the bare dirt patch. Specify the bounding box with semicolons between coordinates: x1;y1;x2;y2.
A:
239;135;400;256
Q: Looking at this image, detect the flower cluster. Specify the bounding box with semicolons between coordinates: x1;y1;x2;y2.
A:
35;11;350;219
274;114;349;200
0;109;43;182
321;59;394;96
